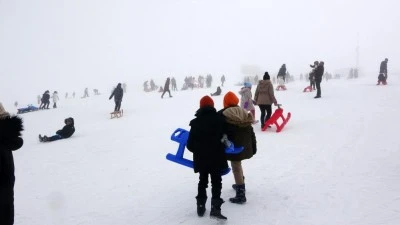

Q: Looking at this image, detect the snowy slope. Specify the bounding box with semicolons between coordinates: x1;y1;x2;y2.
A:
13;77;400;225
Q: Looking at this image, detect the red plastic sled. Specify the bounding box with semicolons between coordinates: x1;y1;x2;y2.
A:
376;81;387;85
262;107;291;132
303;86;313;92
276;85;287;91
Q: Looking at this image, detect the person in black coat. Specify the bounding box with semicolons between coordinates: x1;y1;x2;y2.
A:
39;117;75;142
210;86;222;96
0;103;24;225
186;96;228;220
379;58;388;80
161;77;172;98
40;90;50;109
109;83;124;112
277;64;287;82
314;61;325;98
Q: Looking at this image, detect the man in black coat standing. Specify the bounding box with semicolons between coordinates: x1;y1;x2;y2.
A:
277;64;287;83
109;83;124;112
314;61;325;98
187;96;228;220
0;103;24;225
380;58;388;81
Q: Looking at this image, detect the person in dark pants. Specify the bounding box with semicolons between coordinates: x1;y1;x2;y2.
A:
187;96;228;220
0;103;24;225
314;61;325;98
40;90;50;109
379;58;388;81
39;117;75;142
210;86;222;96
109;83;124;112
254;72;278;128
161;77;172;98
277;64;287;83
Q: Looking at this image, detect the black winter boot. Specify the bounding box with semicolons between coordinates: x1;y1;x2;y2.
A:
210;198;227;220
232;177;245;191
196;197;207;217
229;184;246;204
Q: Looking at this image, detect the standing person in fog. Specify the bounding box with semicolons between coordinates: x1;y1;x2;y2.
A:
187;96;228;220
0;103;24;225
254;72;278;128
314;61;325;98
52;91;59;108
109;83;124;112
219;92;257;204
161;77;173;98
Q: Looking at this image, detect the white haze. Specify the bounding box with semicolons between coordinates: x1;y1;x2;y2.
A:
1;0;399;105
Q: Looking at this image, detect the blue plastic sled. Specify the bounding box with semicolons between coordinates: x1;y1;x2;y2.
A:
17;105;39;114
166;128;244;176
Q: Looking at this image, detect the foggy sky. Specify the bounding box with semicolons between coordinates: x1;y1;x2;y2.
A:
0;0;399;105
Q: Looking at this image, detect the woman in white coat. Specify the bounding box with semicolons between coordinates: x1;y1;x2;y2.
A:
52;91;59;108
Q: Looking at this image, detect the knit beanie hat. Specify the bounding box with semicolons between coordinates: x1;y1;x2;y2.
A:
0;103;10;119
200;96;214;108
223;91;239;108
263;72;270;80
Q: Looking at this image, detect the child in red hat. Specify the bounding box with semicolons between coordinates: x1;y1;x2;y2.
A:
187;95;228;220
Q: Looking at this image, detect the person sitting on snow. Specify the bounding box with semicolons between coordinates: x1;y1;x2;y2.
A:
210;86;222;96
39;117;75;142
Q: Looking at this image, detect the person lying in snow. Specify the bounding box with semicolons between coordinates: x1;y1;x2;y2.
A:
39;117;75;142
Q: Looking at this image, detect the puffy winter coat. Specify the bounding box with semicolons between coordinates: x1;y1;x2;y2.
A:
314;64;325;81
56;119;75;138
254;80;277;105
219;106;257;161
42;92;50;103
52;93;59;103
0;116;23;188
239;87;255;111
164;78;171;91
380;60;388;74
187;107;228;173
109;85;124;102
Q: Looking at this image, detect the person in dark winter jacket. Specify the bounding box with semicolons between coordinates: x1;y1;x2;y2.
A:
109;83;124;112
309;61;319;90
277;64;287;82
39;117;75;142
379;58;388;82
161;77;172;98
219;92;257;204
40;91;50;109
0;103;23;225
314;61;325;98
211;86;222;96
187;96;228;220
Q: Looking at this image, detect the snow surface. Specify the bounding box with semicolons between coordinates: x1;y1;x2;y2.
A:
12;77;400;225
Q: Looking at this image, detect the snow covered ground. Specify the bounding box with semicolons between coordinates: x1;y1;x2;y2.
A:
12;76;400;225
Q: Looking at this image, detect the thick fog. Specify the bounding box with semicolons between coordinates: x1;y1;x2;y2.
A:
0;0;399;105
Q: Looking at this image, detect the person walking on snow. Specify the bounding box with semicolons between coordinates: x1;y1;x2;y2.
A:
109;83;124;112
39;117;75;142
0;103;24;225
239;82;256;123
52;91;59;108
277;64;287;83
219;92;257;204
40;91;50;109
314;61;325;98
221;75;226;87
161;77;172;98
187;96;229;220
254;72;278;129
378;58;388;84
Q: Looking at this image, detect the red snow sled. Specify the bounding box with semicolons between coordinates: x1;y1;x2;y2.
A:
276;85;287;91
303;86;313;92
262;105;291;132
376;81;387;85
